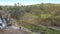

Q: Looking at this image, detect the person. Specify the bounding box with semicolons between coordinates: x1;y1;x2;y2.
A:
19;26;21;30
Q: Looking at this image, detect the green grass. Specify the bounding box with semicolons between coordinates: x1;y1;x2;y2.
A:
22;22;60;34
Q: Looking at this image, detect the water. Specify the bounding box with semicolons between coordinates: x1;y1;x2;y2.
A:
0;18;7;29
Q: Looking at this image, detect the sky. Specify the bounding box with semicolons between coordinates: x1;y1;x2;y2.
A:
0;0;60;5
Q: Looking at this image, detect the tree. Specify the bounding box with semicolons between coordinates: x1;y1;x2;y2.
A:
10;3;25;20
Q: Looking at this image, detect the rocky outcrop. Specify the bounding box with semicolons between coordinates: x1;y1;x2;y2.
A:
0;25;31;34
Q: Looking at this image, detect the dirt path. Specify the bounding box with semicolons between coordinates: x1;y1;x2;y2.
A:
0;26;31;34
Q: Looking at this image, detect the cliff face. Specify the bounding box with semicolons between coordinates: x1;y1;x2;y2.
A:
0;10;12;26
0;10;11;20
0;10;9;18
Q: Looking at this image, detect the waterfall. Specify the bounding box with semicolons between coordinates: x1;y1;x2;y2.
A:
0;17;7;29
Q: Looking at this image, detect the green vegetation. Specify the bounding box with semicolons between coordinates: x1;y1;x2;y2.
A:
0;3;60;34
23;22;60;34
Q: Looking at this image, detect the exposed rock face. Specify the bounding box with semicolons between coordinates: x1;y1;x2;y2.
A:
0;10;12;26
0;26;30;34
0;10;9;17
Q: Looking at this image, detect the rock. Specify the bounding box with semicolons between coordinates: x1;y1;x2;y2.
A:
0;26;30;34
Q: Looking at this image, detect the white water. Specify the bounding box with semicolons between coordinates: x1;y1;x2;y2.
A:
0;18;7;29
